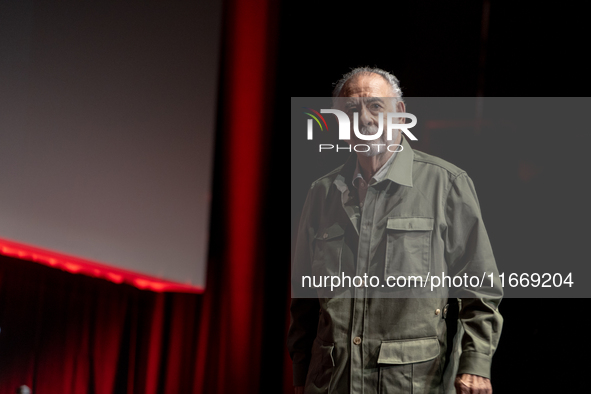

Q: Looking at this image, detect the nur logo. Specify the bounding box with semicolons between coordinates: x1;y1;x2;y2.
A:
302;107;329;139
303;107;418;153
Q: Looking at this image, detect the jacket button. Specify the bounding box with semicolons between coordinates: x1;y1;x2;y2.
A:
323;233;328;239
353;336;362;345
435;309;441;315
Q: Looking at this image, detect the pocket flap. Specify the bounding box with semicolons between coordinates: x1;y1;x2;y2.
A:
387;217;433;231
377;337;440;364
313;337;335;367
315;223;345;240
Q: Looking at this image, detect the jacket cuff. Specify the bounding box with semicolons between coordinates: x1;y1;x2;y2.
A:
457;352;492;380
293;362;310;386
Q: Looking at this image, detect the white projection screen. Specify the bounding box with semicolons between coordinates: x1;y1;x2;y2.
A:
0;1;222;292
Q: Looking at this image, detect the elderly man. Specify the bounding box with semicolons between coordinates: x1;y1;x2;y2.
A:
288;67;503;394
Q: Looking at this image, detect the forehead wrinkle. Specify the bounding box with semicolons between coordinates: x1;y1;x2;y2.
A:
364;97;385;104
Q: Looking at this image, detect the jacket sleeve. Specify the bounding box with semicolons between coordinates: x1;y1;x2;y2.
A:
287;186;320;386
444;172;503;380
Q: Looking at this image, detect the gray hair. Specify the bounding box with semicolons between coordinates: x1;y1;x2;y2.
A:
332;66;403;98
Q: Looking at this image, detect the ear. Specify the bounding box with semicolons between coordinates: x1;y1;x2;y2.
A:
396;99;406;124
396;100;406;113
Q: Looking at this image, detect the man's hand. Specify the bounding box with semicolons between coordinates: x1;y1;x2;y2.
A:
454;374;492;394
294;386;304;394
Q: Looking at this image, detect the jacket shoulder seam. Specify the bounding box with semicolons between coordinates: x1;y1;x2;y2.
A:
443;171;469;207
413;157;464;178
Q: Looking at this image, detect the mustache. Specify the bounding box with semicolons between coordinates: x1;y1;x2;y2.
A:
359;125;379;135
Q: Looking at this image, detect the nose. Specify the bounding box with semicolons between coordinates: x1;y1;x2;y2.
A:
359;105;374;126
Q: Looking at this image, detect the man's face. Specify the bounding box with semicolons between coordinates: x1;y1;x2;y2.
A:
336;73;405;157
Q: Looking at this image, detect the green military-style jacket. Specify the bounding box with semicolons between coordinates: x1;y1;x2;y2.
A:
288;136;503;394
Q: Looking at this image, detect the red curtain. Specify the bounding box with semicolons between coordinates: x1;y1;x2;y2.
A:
0;0;288;393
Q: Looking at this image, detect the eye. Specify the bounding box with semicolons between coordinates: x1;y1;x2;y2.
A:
371;103;382;110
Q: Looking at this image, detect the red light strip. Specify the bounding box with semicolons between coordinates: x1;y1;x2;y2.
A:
0;237;204;293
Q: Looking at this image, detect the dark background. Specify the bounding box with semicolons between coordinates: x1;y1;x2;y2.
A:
278;0;590;392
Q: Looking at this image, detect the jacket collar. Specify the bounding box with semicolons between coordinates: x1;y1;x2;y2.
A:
384;135;413;187
335;135;414;190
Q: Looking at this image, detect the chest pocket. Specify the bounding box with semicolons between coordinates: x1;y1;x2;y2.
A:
312;222;345;277
385;217;433;280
